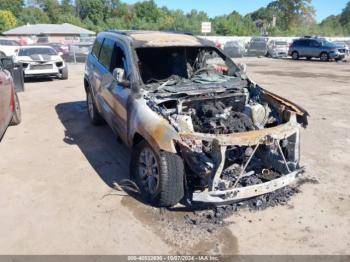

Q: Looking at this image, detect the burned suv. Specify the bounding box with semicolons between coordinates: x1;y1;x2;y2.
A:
84;31;308;207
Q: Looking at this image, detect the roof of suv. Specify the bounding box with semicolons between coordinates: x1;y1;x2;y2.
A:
108;30;211;48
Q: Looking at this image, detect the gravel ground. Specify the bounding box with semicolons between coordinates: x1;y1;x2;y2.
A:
0;58;349;255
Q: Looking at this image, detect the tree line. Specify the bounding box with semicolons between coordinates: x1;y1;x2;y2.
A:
0;0;350;36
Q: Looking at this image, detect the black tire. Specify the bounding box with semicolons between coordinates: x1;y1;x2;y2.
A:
60;65;68;80
10;92;21;125
86;91;104;125
291;51;299;60
335;57;343;62
320;52;329;62
131;140;185;207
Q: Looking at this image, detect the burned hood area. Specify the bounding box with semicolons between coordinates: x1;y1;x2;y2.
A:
136;45;308;206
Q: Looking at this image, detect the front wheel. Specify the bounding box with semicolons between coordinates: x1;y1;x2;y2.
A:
131;140;185;207
10;92;21;125
320;52;329;62
60;66;68;80
86;91;104;125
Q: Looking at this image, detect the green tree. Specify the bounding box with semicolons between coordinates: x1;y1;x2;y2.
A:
19;7;50;25
76;0;108;25
57;14;84;27
61;0;74;14
214;11;257;36
133;0;160;23
268;0;316;32
36;0;62;23
0;0;24;15
339;1;350;26
0;10;17;32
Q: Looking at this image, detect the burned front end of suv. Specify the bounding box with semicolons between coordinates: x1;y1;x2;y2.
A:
135;44;308;205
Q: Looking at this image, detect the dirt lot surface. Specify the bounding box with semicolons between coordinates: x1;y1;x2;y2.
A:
0;58;349;255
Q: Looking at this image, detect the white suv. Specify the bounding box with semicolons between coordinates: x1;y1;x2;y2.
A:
13;46;68;79
0;38;20;57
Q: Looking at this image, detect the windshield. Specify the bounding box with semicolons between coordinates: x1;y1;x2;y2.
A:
136;46;238;84
19;48;57;56
322;41;336;48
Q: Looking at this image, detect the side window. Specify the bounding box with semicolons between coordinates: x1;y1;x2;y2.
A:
310;40;321;47
91;37;103;58
99;38;114;70
110;45;127;74
293;40;301;47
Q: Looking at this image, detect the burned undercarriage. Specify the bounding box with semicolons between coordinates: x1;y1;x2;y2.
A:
136;44;308;205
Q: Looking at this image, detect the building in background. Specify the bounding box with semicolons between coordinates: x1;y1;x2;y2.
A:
1;23;95;44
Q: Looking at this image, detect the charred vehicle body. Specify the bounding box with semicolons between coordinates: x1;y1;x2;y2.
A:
84;31;308;207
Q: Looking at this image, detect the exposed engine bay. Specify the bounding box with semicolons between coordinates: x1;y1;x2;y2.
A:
137;46;308;204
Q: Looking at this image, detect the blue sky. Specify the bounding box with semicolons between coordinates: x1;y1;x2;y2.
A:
123;0;348;22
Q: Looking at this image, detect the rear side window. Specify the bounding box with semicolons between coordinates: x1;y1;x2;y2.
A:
91;37;103;58
99;38;114;70
294;40;308;47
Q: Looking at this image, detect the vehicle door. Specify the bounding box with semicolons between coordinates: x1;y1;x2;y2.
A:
99;39;131;143
85;36;103;103
0;62;13;135
309;40;322;57
298;40;310;56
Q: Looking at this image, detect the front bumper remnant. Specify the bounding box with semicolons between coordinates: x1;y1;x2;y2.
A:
192;169;304;204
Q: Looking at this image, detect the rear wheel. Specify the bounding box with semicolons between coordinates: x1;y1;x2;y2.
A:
10;92;21;125
86;91;104;125
291;51;299;60
320;52;329;62
131;140;185;207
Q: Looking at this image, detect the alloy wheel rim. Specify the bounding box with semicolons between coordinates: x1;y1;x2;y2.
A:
138;147;159;195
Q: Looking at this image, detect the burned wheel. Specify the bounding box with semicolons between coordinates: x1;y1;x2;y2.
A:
138;146;160;195
131;140;185;207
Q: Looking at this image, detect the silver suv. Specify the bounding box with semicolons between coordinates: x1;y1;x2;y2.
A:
288;38;345;61
84;30;308;207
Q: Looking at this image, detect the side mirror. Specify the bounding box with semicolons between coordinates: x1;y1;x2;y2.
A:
237;63;247;73
113;68;131;88
1;57;14;70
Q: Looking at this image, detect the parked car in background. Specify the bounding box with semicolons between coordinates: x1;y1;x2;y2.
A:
247;37;269;57
13;46;68;79
44;43;70;59
267;40;289;58
0;38;21;57
333;41;349;56
68;43;92;63
288;37;346;61
0;56;21;141
223;40;245;57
